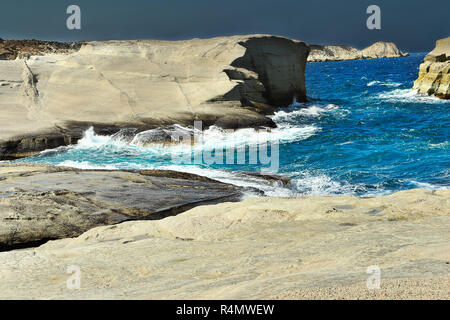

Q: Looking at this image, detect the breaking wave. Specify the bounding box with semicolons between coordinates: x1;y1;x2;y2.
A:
270;103;346;121
376;88;448;104
367;80;402;87
13;55;449;197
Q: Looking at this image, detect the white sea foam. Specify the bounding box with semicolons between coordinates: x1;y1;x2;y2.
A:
367;80;402;87
52;158;360;198
376;89;449;104
152;165;297;198
198;124;318;149
408;180;448;190
76;127;128;149
75;122;318;157
57;160;118;170
36;101;360;197
429;141;449;149
289;171;363;196
270;104;343;122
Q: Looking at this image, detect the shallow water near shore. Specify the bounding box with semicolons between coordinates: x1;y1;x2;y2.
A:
15;53;450;196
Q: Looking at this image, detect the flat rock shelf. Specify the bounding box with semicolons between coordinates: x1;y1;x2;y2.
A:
0;163;242;249
0;187;448;299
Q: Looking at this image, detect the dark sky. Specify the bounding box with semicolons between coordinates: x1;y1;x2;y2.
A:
0;0;448;52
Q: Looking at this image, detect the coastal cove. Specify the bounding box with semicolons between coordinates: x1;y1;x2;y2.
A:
12;52;449;197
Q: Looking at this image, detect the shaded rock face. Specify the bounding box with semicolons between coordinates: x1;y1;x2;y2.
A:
413;37;450;99
0;35;309;159
231;37;309;105
0;164;242;249
308;41;407;62
0;188;448;299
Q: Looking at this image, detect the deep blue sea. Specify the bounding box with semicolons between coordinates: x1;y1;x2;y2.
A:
16;53;450;197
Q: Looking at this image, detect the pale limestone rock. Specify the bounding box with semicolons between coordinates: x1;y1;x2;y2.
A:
0;35;309;159
0;188;448;299
360;41;408;58
413;37;450;99
308;41;407;62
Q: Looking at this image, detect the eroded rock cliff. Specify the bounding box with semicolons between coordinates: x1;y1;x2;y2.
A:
0;35;309;159
413;37;450;99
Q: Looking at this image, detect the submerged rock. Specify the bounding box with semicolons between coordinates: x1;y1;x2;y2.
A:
0;35;310;159
413;37;450;99
308;41;408;62
0;164;242;249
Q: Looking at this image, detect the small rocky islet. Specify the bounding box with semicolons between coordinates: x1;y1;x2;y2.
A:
307;41;409;62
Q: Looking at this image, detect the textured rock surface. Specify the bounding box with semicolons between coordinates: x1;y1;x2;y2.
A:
0;39;82;60
0;35;309;159
308;41;407;62
413;37;450;99
360;41;408;59
0;188;448;299
0;164;241;248
308;45;364;62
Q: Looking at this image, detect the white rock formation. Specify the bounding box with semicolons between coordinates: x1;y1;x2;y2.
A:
0;35;309;159
413;37;450;99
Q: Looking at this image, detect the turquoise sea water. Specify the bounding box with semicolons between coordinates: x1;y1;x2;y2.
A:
16;53;450;196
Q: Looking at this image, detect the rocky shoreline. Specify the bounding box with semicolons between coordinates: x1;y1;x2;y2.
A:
413;37;450;99
0;187;448;299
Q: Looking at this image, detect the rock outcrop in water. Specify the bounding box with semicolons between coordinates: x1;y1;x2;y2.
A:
0;188;448;299
360;41;408;59
0;164;242;249
308;41;408;62
0;35;310;159
413;37;450;99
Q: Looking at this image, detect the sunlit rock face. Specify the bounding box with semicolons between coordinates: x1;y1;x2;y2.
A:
413;37;450;99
